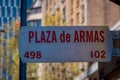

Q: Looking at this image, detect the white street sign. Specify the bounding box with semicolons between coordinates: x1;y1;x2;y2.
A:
18;26;113;63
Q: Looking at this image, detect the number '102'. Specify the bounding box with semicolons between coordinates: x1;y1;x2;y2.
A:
24;51;42;59
91;51;106;58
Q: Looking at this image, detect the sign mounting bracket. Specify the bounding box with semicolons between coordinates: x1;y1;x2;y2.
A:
111;31;120;57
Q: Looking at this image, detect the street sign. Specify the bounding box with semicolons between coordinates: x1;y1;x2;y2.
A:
18;26;113;63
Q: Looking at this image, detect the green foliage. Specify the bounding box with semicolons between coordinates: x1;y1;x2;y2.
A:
8;20;20;80
44;13;66;26
0;19;40;80
27;63;39;80
0;21;20;80
5;21;39;80
41;63;80;80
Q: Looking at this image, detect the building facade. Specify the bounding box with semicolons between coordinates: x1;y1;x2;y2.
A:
75;0;120;80
27;0;43;26
43;0;87;26
43;0;120;80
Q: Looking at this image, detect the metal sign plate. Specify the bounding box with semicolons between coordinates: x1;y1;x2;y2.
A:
18;26;113;63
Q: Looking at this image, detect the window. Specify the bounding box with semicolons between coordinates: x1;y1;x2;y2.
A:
2;0;5;6
2;7;5;17
13;7;17;17
63;7;66;18
71;19;73;25
46;0;48;10
49;0;52;5
71;0;73;14
35;20;41;26
14;0;16;7
8;0;11;6
10;7;13;17
81;5;85;24
0;6;1;17
76;0;79;7
7;7;11;17
0;19;1;26
28;20;41;26
60;0;65;3
63;7;66;22
77;13;79;24
31;7;41;14
5;7;7;17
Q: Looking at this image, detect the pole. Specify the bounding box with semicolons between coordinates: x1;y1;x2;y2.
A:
19;0;27;80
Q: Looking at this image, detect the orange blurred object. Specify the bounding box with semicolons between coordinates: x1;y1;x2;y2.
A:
15;21;20;27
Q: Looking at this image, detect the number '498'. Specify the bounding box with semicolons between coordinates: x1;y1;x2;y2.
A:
24;51;42;59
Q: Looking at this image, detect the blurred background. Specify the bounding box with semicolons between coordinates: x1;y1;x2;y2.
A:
0;0;120;80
